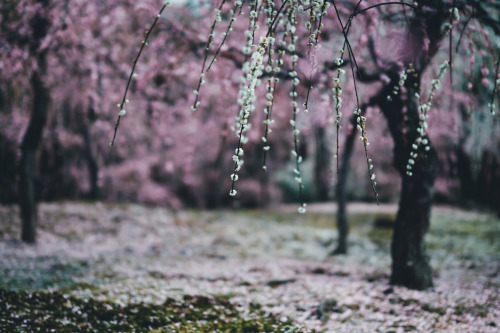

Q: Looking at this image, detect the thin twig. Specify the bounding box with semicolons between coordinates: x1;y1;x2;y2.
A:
110;2;170;147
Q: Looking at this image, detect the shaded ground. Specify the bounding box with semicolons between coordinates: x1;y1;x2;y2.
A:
0;202;499;332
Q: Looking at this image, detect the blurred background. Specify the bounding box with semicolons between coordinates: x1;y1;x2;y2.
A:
1;0;499;212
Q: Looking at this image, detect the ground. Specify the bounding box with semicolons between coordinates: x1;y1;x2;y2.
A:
0;202;499;332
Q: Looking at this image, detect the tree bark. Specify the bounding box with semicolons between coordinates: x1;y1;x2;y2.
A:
206;124;228;209
390;154;435;290
80;111;99;200
20;70;49;243
19;149;38;243
314;125;330;201
333;96;378;255
19;0;50;243
382;72;436;290
360;0;448;289
332;116;357;255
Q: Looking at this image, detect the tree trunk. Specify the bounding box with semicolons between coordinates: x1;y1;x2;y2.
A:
314;125;330;201
382;70;436;289
390;149;436;290
333;93;380;255
19;149;38;243
383;0;445;289
20;70;49;243
19;1;50;243
456;145;475;202
332;115;357;255
206;123;229;209
81;114;99;200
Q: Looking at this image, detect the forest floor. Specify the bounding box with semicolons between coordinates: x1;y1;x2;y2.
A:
0;202;499;332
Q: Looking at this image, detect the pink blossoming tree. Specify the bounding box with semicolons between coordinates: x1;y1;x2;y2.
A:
1;0;499;291
112;0;499;290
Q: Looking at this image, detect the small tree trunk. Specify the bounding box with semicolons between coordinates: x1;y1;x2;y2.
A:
314;125;330;201
81;118;99;200
206;124;228;209
19;149;38;243
332;98;380;255
456;145;475;201
332;115;357;255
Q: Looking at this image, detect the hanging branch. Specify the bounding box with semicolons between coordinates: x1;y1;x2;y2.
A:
351;1;416;17
191;0;227;112
455;3;479;53
229;1;272;197
330;0;419;203
303;1;329;112
329;0;361;173
110;1;171;147
449;2;459;85
488;47;500;116
262;2;286;171
287;5;307;213
206;1;243;72
266;0;289;38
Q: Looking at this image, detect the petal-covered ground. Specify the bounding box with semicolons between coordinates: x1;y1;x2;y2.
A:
0;202;499;332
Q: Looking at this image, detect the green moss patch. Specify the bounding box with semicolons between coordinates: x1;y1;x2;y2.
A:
0;289;311;332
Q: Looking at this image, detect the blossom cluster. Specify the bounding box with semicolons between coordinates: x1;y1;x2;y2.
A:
224;0;311;212
387;64;415;102
406;60;449;177
261;47;284;171
488;44;500;116
443;7;460;35
354;108;378;196
190;0;230;112
230;34;276;196
302;0;330;48
333;51;345;130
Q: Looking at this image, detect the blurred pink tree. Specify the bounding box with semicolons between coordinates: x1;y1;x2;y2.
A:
1;0;297;241
112;0;500;290
1;0;499;290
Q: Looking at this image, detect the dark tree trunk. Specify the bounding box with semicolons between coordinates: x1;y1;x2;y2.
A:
456;145;475;201
314;125;330;201
19;148;38;243
20;70;49;243
333;94;380;255
80;112;99;200
0;133;17;204
83;126;99;200
332;115;358;255
331;2;452;283
477;151;500;213
331;2;444;282
383;71;436;290
390;154;436;289
206;124;228;209
374;0;446;289
19;0;50;243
